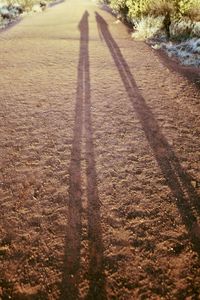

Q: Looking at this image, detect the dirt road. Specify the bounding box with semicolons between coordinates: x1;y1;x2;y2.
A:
0;0;200;299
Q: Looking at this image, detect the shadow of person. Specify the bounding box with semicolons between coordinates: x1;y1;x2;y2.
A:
60;11;107;300
95;12;200;256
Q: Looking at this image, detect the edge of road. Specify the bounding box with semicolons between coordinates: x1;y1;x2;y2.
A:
0;17;22;34
0;0;64;34
1;0;199;90
99;2;200;90
154;48;200;89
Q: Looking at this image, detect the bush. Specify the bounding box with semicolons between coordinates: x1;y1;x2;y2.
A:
19;0;37;11
164;38;200;66
146;0;174;17
132;15;164;39
106;0;200;21
105;0;200;39
177;0;200;21
110;0;128;17
170;18;195;40
193;22;200;36
126;0;149;19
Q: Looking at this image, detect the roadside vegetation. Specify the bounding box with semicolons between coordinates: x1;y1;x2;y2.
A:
0;0;50;29
101;0;200;67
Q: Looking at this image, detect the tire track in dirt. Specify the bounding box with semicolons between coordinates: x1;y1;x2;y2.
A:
60;10;106;300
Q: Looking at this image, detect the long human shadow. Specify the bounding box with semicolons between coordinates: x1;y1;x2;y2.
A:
95;12;200;255
82;12;107;300
60;11;106;299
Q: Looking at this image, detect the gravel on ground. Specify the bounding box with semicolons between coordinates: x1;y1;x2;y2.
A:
0;0;200;299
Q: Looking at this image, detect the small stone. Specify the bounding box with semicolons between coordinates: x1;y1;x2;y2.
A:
191;180;197;188
151;44;161;50
0;246;9;255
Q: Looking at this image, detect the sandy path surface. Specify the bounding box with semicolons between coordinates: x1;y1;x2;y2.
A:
0;0;200;299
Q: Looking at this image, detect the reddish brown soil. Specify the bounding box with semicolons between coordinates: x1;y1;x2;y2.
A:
0;0;200;299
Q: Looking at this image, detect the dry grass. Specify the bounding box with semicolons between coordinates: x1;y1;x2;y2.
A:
132;15;164;40
163;38;200;66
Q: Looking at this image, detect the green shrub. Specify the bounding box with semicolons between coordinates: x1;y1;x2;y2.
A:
107;0;200;21
110;0;128;17
146;0;174;17
126;0;149;19
182;0;200;21
105;0;200;39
